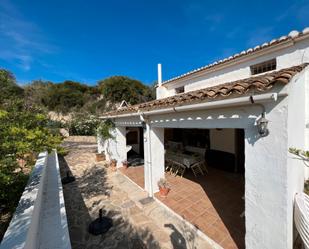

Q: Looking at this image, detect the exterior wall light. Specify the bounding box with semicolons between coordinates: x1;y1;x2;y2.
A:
257;113;269;137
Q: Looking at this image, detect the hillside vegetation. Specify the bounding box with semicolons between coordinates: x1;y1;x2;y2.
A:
22;76;155;114
0;68;155;134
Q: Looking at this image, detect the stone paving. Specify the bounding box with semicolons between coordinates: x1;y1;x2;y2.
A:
59;137;214;249
59;138;170;249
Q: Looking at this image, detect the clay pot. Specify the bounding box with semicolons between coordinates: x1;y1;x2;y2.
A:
122;162;129;169
110;160;117;171
159;187;170;197
96;153;106;162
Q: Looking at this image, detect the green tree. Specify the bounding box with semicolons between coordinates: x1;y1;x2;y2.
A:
24;80;52;109
0;69;24;102
0;99;63;209
98;76;154;105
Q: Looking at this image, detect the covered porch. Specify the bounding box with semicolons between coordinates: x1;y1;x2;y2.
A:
101;70;305;249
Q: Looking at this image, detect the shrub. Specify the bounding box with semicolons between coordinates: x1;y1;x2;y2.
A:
69;114;100;136
0;99;63;209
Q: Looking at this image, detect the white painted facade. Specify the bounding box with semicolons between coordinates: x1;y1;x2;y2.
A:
157;35;309;99
210;129;235;154
101;29;309;249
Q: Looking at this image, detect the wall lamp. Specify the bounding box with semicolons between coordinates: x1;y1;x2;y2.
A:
257;112;269;137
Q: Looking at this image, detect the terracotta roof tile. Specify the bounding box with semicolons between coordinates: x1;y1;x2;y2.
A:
102;64;308;117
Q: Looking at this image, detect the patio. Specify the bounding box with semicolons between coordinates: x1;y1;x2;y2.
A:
121;165;245;249
120;165;144;189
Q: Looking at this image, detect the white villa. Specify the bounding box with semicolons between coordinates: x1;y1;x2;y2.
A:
100;27;309;249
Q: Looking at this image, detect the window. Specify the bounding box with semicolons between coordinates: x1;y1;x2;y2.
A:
250;59;276;75
175;86;184;94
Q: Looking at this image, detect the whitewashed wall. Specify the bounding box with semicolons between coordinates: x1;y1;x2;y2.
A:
305;68;309;180
210;129;235;154
104;127;127;166
149;127;165;193
148;96;290;249
109;73;307;249
157;38;309;99
286;68;309;248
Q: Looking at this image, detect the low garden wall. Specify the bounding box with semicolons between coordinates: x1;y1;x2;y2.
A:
0;151;71;249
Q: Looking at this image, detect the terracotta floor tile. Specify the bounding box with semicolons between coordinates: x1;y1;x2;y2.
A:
208;227;228;244
186;193;203;203
122;166;245;248
171;194;183;202
121;166;144;188
181;208;197;223
220;237;239;249
213;219;230;234
189;203;208;215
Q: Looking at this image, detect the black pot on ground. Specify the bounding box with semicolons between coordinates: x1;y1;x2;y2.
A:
61;171;75;185
88;209;113;236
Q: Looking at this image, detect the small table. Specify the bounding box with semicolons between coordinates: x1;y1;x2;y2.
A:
165;150;202;168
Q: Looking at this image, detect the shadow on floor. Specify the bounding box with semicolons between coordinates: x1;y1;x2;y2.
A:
59;154;161;249
184;167;245;248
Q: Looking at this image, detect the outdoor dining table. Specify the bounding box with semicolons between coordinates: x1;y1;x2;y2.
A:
165;150;202;168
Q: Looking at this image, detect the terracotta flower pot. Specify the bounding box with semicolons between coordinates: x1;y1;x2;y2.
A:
96;153;106;162
159;187;170;197
110;160;117;171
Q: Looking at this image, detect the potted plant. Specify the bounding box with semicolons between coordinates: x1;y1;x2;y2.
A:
95;152;106;162
122;160;129;169
158;178;171;197
110;159;117;171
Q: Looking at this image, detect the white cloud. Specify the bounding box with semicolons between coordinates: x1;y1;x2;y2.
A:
0;0;57;71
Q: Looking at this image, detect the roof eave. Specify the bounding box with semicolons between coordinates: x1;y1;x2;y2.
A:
162;32;309;86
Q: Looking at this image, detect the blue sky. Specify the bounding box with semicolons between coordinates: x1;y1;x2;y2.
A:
0;0;308;85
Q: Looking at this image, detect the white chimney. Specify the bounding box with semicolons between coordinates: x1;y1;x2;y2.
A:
157;63;162;87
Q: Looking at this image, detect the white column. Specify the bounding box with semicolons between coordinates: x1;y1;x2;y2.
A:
150;127;165;194
107;126;127;167
144;124;165;195
116;126;127;167
97;134;104;153
245;113;289;249
144;123;151;193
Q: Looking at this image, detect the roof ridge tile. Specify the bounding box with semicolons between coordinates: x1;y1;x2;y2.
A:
162;27;309;85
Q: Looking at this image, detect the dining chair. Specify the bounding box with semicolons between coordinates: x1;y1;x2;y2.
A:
199;160;208;173
165;159;173;172
171;161;186;177
190;161;204;177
